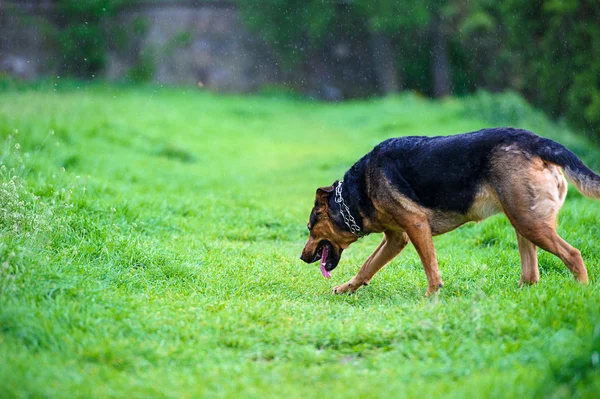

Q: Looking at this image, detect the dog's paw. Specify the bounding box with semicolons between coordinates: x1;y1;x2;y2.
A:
332;281;360;295
425;283;443;297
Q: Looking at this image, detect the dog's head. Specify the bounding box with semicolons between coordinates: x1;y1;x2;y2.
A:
300;184;359;277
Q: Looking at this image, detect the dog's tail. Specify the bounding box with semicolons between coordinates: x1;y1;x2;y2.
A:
534;136;600;199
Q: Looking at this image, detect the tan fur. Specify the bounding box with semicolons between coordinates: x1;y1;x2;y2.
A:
516;231;538;285
333;231;409;294
467;184;503;221
301;186;358;264
488;149;588;284
363;174;444;295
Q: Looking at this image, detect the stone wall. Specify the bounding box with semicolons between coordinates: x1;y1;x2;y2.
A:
0;1;377;98
106;2;280;91
0;1;57;79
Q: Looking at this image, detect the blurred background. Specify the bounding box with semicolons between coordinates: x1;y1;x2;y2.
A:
1;0;599;140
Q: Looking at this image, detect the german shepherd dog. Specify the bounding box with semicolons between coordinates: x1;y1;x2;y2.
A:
300;128;600;295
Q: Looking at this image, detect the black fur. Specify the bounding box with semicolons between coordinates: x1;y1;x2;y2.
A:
529;136;599;181
331;127;578;232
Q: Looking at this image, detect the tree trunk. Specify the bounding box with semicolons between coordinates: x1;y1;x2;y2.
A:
369;32;400;95
430;12;451;97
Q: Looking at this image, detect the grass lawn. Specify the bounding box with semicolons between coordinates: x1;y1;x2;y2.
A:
1;85;599;398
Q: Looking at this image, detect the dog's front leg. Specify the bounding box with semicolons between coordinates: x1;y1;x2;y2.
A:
333;231;409;294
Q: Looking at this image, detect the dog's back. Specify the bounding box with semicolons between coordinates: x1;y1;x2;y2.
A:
367;127;600;213
369;128;533;214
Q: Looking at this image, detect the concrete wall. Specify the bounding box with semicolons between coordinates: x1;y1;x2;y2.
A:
106;2;280;91
0;1;57;79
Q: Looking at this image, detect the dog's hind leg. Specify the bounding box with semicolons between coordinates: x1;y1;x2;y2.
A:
511;220;588;284
516;230;539;285
496;161;588;284
332;231;408;294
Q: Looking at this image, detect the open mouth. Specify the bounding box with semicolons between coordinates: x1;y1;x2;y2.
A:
314;240;334;278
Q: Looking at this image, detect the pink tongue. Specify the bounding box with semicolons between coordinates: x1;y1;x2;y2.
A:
319;245;331;279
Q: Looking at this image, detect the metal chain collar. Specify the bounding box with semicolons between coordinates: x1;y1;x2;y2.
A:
334;180;366;237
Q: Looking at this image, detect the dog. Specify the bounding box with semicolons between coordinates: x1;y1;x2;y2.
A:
300;128;600;295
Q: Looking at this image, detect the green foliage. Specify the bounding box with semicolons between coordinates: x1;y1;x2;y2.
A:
1;86;600;397
127;48;155;83
462;90;538;126
170;31;194;48
56;0;123;78
354;0;430;32
110;16;155;83
490;0;600;140
238;0;432;66
237;0;349;66
0;75;23;92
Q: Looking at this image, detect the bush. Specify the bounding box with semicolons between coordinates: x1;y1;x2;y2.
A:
56;0;123;78
461;90;600;170
462;90;536;126
500;0;600;142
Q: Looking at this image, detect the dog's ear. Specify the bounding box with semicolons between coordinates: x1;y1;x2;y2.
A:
314;185;334;212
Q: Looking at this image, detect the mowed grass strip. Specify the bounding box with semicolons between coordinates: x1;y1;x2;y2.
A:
0;86;599;398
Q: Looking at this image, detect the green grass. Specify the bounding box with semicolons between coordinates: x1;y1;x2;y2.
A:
1;85;599;398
